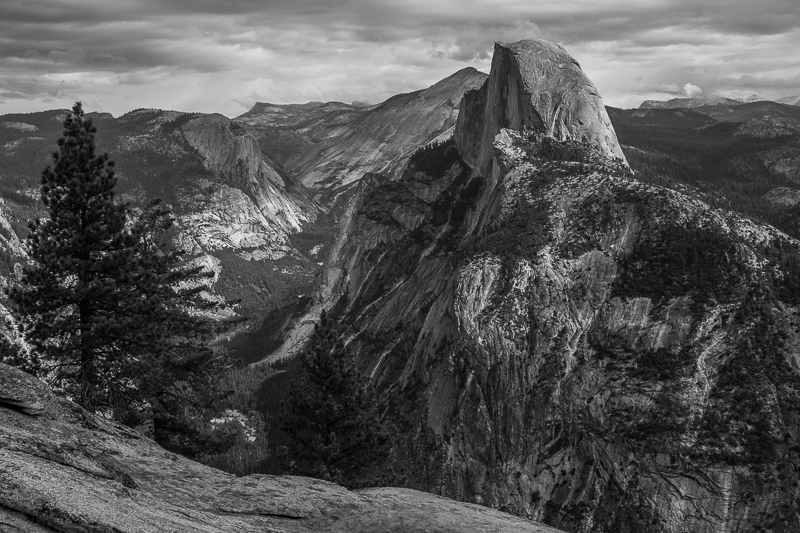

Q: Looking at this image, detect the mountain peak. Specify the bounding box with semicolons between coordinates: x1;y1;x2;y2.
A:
638;95;742;109
454;38;627;172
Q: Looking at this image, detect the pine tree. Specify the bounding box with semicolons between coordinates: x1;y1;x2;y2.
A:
281;312;391;487
7;102;239;457
0;313;38;374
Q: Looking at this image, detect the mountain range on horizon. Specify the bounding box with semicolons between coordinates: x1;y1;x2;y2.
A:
3;37;800;533
640;92;800;109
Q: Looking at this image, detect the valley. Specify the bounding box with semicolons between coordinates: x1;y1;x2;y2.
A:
2;36;800;533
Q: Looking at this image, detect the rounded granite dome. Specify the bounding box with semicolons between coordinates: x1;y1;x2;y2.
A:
455;38;627;171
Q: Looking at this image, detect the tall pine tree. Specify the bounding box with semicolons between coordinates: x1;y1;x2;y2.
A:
7;103;239;457
281;312;392;487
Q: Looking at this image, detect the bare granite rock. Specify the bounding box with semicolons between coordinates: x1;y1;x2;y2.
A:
265;39;800;532
763;186;800;207
0;108;323;330
454;39;627;173
0;364;53;416
237;68;488;206
0;363;563;533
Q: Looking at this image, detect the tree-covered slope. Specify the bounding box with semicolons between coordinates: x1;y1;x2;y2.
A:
608;105;800;238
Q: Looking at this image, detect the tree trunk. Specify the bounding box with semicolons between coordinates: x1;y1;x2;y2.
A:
79;300;94;411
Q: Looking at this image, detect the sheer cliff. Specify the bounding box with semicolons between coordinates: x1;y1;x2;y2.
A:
236;68;488;207
454;39;626;173
274;40;800;532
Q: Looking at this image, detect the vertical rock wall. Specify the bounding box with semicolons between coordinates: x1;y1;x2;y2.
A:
454;39;627;175
296;39;800;533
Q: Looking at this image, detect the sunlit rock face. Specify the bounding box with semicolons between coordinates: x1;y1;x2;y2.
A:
0;199;26;347
455;39;627;174
0;109;325;322
277;39;800;533
181;114;312;234
236;68;488;208
0;363;564;533
0;199;24;260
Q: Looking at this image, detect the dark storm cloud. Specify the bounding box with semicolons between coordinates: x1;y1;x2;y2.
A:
0;0;797;115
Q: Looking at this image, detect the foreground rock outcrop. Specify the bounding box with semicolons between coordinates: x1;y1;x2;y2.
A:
0;363;562;533
268;39;800;532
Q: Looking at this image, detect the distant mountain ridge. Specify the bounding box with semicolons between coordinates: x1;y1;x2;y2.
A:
640;95;743;109
235;67;488;206
0;108;324;324
640;93;800;110
0;69;488;351
628;98;800;141
777;95;800;106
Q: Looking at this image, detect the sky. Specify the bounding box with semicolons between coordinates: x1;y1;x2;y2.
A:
0;0;798;117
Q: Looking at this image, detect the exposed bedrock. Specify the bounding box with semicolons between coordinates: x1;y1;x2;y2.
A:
454;39;627;173
0;362;563;533
278;38;800;532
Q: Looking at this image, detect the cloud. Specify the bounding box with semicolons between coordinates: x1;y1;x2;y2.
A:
426;20;542;61
652;82;702;98
681;82;703;96
658;83;681;93
0;0;798;115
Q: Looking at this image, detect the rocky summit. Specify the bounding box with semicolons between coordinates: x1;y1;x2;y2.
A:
267;38;800;532
236;67;488;206
0;363;563;533
455;40;627;173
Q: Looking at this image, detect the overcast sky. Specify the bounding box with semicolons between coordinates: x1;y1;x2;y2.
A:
1;0;798;117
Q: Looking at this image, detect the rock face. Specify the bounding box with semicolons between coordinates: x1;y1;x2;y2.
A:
0;363;563;533
111;110;317;261
273;39;800;532
0;198;27;347
0;108;324;321
764;187;800;207
237;68;488;206
0;68;491;358
181;114;311;234
455;40;626;173
233;100;362;169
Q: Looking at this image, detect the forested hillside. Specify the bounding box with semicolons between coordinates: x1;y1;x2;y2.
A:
608;106;800;237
